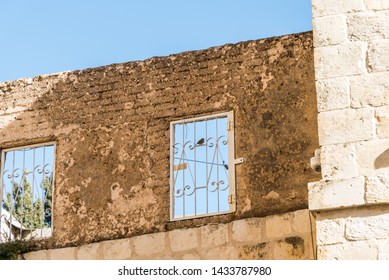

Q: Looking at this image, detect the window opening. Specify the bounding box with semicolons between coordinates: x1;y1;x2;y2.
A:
0;143;55;242
170;112;236;220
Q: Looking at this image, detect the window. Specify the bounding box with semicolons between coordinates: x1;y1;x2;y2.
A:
0;143;55;242
170;111;237;220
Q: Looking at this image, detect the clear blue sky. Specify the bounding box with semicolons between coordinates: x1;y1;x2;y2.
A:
0;0;312;82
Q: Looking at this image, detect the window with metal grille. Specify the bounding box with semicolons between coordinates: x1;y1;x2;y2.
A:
0;143;55;242
170;111;237;220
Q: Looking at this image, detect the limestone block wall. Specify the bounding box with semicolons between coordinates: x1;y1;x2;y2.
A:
0;32;319;250
310;0;389;259
22;209;315;260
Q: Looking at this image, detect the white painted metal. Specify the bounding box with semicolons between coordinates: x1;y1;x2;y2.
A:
170;111;239;221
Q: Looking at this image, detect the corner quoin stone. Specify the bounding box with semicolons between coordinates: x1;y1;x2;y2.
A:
313;15;347;47
314;42;367;80
308;177;365;210
315;77;350;112
320;143;358;180
312;0;365;17
365;173;389;203
317;241;378;260
318;108;374;146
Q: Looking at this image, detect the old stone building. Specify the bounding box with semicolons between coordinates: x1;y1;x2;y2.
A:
0;31;318;260
309;0;389;259
0;0;388;260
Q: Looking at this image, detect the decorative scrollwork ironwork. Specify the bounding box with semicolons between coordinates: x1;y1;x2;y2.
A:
6;168;21;180
209;180;225;192
175;184;197;197
219;135;228;146
171;114;232;219
0;144;55;242
206;137;216;148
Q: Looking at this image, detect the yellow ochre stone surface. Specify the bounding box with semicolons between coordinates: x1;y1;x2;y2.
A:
1;31;319;250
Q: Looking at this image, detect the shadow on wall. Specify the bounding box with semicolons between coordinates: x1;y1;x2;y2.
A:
375;148;389;169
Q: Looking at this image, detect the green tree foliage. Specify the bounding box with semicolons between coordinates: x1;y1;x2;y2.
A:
0;240;32;260
41;174;53;227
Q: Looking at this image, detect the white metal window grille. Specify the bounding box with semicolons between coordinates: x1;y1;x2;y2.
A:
0;143;55;242
170;111;237;220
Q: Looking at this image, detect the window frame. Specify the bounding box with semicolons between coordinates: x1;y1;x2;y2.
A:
169;111;236;221
0;141;56;242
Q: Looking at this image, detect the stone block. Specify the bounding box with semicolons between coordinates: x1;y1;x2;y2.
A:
315;77;350;112
232;219;250;242
302;233;316;260
314;42;367;80
182;253;201;260
345;213;389;240
150;255;175;260
313;15;347;47
368;40;389;72
23;250;49;260
320;143;358;180
312;0;365;17
133;232;166;257
318;108;374;145
308;177;365;210
316;218;347;245
50;247;76;260
356;139;389;176
232;218;263;242
201;223;229;249
347;11;389;41
78;242;102;260
366;173;389;203
377;240;389;260
102;238;132;260
317;241;378;259
204;245;238;260
273;236;306;260
350;72;389;108
365;0;389;11
169;228;198;253
376;106;389;138
265;213;292;239
238;242;272;260
291;209;312;234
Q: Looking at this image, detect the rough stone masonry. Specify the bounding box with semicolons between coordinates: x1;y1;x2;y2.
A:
0;31;319;257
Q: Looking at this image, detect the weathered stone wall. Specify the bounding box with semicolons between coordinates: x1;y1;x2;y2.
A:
22;210;315;260
310;0;389;259
0;32;319;251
